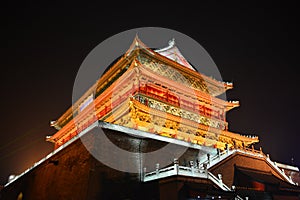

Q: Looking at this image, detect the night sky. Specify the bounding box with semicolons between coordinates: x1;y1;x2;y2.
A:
0;2;299;185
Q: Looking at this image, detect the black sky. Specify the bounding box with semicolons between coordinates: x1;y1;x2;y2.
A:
0;2;299;185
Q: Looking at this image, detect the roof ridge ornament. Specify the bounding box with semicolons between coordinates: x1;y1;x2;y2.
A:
134;33;140;47
168;38;175;47
126;34;143;57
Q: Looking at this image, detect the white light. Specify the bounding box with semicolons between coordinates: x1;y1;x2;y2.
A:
8;174;16;183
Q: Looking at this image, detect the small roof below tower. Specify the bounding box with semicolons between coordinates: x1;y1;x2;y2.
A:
155;38;196;71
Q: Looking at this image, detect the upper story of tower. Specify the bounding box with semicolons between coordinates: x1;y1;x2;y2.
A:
48;36;257;150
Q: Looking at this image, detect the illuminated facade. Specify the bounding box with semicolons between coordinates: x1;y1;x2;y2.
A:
47;36;258;151
1;37;299;200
